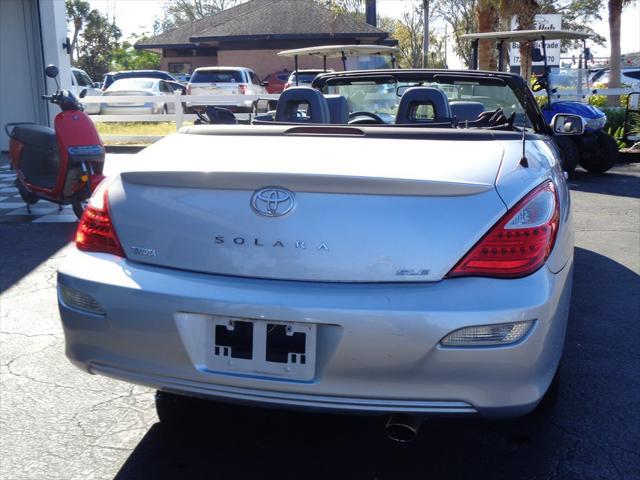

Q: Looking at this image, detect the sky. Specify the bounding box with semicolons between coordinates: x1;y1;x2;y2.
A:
88;0;640;69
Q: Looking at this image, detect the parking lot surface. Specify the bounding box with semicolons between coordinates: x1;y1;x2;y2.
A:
1;159;638;480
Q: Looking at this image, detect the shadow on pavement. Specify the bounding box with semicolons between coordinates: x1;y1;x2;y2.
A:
0;223;76;293
569;166;640;199
114;247;639;479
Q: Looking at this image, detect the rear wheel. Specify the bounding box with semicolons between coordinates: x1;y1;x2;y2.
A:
71;193;88;220
15;179;39;205
553;136;580;177
578;130;618;174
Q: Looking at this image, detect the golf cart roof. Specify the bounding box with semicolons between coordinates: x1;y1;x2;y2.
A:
462;29;591;42
278;45;399;59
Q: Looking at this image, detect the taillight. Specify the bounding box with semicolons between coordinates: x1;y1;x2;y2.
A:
238;84;247;94
75;189;124;257
447;181;560;278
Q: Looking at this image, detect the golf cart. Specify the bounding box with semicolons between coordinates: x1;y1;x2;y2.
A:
463;30;618;174
277;44;400;82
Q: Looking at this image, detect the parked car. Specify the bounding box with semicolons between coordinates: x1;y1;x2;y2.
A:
101;70;179;91
186;67;268;113
590;67;640;87
100;78;178;115
284;69;330;89
58;68;577;442
262;69;291;94
70;66;102;114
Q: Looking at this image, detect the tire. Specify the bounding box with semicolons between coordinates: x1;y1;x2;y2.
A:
15;179;39;205
578;130;618;174
553;136;580;177
72;193;88;220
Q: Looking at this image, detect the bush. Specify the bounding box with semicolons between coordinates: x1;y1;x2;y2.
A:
601;107;626;131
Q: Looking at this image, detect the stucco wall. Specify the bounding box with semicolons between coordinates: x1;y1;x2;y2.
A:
160;56;219;74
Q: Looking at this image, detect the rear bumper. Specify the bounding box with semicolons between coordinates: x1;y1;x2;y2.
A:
99;104;158;115
57;250;573;418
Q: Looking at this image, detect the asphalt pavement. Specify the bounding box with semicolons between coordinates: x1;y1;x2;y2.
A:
0;160;638;480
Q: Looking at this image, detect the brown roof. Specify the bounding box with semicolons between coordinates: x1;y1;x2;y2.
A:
137;0;387;48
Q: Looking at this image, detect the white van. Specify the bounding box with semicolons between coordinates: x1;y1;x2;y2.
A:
71;67;102;114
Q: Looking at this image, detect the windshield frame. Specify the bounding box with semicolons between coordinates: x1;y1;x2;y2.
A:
313;69;549;133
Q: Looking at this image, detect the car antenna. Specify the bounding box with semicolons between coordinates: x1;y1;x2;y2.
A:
520;86;529;168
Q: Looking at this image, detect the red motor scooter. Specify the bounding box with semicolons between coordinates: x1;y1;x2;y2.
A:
5;64;105;219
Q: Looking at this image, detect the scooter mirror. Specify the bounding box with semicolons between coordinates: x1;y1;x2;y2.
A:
45;64;59;78
79;89;88;99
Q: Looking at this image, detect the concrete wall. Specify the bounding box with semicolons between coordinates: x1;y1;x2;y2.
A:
0;0;70;150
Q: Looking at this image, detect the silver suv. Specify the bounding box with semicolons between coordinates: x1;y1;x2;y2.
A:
186;67;267;113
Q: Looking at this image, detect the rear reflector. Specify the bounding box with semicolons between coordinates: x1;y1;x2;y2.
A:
59;284;105;315
447;181;560;278
441;320;534;347
75;190;124;257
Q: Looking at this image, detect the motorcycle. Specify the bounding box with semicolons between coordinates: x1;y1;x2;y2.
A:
5;64;105;220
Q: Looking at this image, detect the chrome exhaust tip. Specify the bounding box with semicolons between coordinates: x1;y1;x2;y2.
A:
385;414;422;443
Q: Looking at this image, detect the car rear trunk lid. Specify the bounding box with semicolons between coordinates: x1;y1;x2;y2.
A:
107;133;507;282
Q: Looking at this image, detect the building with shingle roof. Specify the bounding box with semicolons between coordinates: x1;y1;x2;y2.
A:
136;0;392;79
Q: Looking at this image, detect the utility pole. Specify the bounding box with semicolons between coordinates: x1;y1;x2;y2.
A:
422;0;429;68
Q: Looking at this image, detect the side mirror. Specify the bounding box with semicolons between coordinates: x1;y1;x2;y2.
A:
79;89;87;99
531;48;545;62
45;64;59;78
552;114;585;135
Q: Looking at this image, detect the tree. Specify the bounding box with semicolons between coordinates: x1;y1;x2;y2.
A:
66;0;91;63
111;36;161;72
154;0;243;32
606;0;635;105
75;10;122;79
433;0;478;68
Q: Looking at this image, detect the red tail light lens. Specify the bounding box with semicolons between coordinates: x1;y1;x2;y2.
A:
448;181;560;278
238;84;247;94
75;190;124;257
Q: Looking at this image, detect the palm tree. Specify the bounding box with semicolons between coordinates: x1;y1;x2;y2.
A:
514;0;540;83
66;0;92;63
476;0;499;70
607;0;633;106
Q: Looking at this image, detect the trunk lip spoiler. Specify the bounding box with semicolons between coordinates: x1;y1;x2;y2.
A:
119;171;494;197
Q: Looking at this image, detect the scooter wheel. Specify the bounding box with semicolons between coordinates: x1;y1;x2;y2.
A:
15;179;39;205
578;130;618;174
72;193;89;220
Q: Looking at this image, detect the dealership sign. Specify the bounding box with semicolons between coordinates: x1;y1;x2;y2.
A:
509;14;562;67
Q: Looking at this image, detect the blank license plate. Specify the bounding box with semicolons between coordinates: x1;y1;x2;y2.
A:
206;316;316;381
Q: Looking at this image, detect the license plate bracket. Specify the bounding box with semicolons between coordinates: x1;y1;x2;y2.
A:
206;316;316;381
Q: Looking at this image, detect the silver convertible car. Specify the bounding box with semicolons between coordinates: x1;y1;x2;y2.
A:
58;69;581;441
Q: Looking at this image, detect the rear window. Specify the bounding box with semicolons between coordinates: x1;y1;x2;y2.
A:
291;72;322;83
191;70;245;83
109;79;156;91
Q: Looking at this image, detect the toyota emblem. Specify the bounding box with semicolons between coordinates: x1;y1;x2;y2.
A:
251;187;296;217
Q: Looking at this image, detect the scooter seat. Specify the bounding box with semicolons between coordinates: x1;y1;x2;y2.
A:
12;125;57;150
